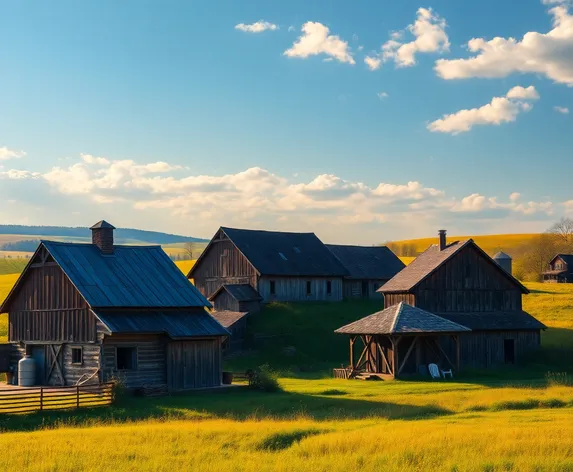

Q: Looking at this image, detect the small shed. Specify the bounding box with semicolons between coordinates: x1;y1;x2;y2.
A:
335;302;470;379
326;244;405;299
209;284;262;313
210;310;250;353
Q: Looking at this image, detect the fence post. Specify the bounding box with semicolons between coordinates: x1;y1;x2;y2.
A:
76;385;80;409
39;387;43;412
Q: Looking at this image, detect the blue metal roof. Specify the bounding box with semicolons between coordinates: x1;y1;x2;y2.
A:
42;241;211;308
95;310;229;338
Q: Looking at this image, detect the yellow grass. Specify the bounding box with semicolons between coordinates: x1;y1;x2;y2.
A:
398;256;415;265
391;233;538;255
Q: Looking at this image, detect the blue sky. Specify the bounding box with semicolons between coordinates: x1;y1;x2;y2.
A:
0;0;572;244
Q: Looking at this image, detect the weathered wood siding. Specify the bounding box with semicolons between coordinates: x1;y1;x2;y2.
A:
258;276;343;302
8;264;96;343
101;334;166;388
343;280;386;299
167;338;222;389
211;290;240;312
414;245;522;313
191;233;258;298
384;292;416;309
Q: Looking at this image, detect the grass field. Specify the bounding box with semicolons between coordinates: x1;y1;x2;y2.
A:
0;258;28;275
391;233;538;256
1;268;572;470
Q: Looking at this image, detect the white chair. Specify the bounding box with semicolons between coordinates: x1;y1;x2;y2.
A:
441;368;453;379
428;363;441;379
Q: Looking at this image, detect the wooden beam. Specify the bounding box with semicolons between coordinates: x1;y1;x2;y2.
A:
354;338;370;371
454;335;461;371
391;337;399;378
377;342;392;374
433;338;455;369
349;336;355;370
398;337;418;375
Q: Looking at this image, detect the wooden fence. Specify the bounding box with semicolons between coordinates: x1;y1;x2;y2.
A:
0;382;114;414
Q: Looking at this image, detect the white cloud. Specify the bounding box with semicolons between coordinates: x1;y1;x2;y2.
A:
0;169;41;179
428;85;539;134
367;8;449;70
0;146;26;161
284;22;355;64
554;105;570;113
235;21;278;33
377;91;389;99
435;5;573;86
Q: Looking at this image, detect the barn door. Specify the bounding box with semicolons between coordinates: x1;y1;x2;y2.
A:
45;344;65;386
31;346;46;385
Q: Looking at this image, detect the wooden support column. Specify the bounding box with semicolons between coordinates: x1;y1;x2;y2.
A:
349;336;355;370
398;337;418;375
391;336;400;379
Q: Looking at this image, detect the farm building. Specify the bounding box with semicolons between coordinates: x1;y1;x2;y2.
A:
326;244;405;299
189;227;349;302
542;254;573;283
335;230;545;378
0;221;228;391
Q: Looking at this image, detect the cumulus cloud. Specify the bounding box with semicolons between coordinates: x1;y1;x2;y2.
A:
0;169;41;179
435;5;573;86
554;105;570;113
235;21;278;33
0;146;26;161
367;8;449;70
428;85;539;134
284;22;355;64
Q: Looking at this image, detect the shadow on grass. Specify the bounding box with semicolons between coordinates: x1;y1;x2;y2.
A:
0;388;451;433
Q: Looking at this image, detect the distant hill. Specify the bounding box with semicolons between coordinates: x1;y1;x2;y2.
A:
387;234;539;257
0;224;208;246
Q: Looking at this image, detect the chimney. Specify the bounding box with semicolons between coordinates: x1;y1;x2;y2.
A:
90;220;116;254
438;229;447;251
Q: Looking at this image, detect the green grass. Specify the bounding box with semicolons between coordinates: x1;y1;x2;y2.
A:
0;258;28;275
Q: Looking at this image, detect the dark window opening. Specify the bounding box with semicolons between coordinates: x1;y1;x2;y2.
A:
116;347;137;370
71;347;83;365
361;281;369;298
503;339;515;364
326;280;332;295
306;281;312;296
270;280;276;295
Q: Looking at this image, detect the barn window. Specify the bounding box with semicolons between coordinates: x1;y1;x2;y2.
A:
116;347;137;370
326;280;332;295
278;252;288;261
71;347;83;365
306;281;312;296
270;280;276;295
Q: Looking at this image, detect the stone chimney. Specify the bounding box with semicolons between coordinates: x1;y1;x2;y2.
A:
90;220;116;254
438;229;447;251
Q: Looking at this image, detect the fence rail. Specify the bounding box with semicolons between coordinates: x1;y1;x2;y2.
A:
0;382;114;414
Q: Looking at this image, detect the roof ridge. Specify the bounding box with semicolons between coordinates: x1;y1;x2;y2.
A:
389;302;403;332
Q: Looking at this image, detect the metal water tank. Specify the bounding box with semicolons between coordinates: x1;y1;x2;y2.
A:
18;355;36;387
493;251;512;275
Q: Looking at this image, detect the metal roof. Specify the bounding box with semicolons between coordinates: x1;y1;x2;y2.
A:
90;220;115;230
218;227;349;277
326;244;405;280
438;311;546;331
42;241;211;308
95;310;229;338
335;302;471;335
209;284;262;302
493;251;511;260
380;240;529;294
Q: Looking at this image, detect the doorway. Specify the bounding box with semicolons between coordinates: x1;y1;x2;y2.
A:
30;345;46;385
503;339;515;364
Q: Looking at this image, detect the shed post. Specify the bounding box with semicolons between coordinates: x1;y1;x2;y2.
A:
349;336;355;370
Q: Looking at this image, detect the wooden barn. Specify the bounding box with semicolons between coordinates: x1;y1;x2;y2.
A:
188;227;349;302
0;221;228;391
326;244;405;299
335;230;545;377
542;254;573;283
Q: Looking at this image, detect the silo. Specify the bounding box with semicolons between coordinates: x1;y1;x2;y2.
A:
493;251;512;275
18;355;36;387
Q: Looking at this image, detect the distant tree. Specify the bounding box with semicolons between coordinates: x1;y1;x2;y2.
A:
183;242;195;260
548;217;573;245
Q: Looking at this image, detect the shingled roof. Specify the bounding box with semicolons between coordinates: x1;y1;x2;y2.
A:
334;302;471;335
325;244;405;280
210;310;249;329
217;227;349;277
208;284;262;302
380;240;528;294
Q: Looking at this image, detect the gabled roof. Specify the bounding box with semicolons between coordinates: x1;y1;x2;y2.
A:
90;220;115;230
208;227;348;277
379;240;529;294
438;311;546;331
208;284;262;302
325;244;405;280
210;310;249;329
2;241;211;311
550;254;573;267
95;310;229;338
334;302;471;335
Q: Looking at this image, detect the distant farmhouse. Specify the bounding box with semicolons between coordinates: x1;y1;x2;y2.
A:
188;227;404;303
335;230;545;378
542;254;573;283
0;221;228;391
